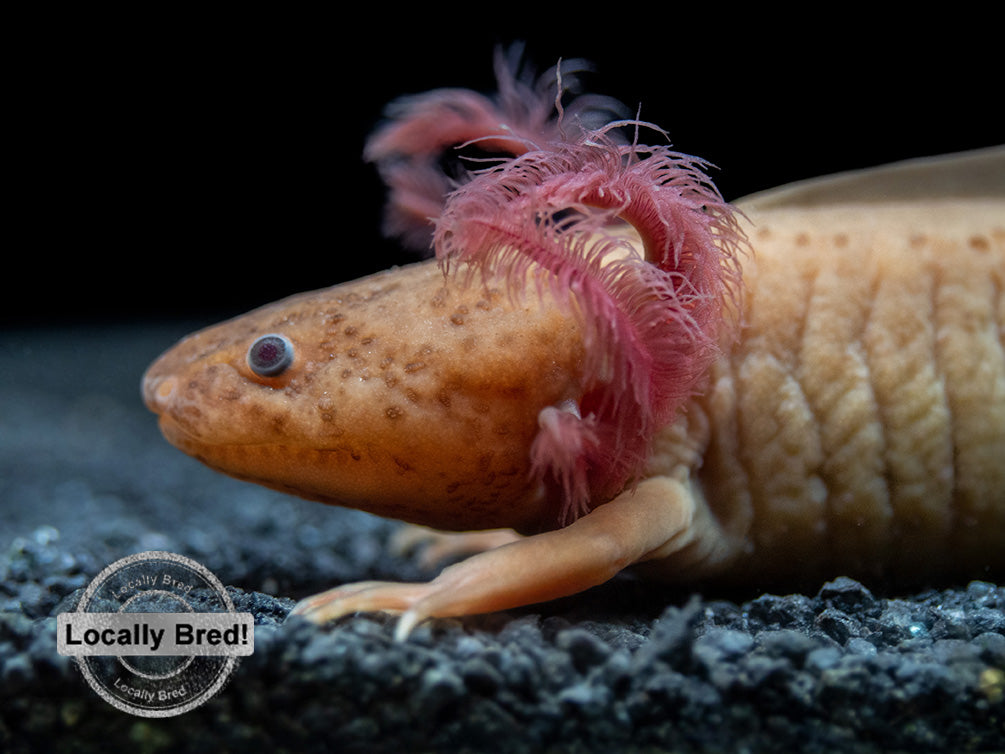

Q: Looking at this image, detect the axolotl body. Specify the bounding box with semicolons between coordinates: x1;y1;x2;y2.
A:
143;68;1004;638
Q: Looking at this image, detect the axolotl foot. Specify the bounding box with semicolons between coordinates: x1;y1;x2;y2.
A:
290;476;707;640
291;580;449;641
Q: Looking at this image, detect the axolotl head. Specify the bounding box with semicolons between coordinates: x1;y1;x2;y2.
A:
143;144;739;535
142;260;590;534
144;56;742;534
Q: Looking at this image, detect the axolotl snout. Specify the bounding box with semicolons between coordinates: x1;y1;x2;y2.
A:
144;60;1005;639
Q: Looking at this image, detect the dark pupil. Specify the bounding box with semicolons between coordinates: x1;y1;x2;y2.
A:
257;341;280;363
248;335;292;376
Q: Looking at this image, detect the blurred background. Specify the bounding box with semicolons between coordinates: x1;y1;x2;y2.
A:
8;10;1000;327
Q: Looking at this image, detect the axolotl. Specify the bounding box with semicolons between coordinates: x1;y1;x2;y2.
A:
142;62;1005;639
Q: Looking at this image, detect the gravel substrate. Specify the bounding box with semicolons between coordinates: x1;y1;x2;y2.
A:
2;323;1003;753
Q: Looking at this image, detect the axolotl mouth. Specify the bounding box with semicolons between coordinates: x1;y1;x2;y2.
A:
142;258;597;534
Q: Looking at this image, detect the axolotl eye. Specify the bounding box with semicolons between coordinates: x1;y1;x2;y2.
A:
247;334;295;377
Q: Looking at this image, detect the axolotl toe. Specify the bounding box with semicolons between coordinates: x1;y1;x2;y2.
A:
143;60;1005;638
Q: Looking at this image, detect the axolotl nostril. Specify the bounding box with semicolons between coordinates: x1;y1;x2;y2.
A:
143;55;1005;640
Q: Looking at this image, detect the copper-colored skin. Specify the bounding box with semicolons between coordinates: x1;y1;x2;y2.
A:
144;149;1004;639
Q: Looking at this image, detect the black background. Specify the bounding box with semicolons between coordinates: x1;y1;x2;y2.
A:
9;11;1001;327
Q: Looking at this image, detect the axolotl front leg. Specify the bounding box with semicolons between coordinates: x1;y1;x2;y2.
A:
292;476;707;639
